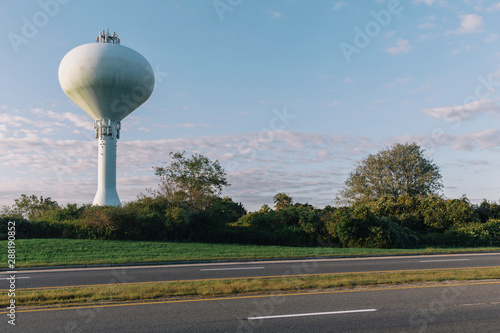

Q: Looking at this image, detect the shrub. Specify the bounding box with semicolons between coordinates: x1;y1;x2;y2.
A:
79;206;139;240
445;197;477;225
334;207;418;248
475;201;500;223
484;218;500;240
0;217;75;240
443;223;489;247
325;207;350;241
368;195;425;232
419;195;451;231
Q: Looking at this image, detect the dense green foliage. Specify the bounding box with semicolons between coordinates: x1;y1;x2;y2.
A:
0;195;247;242
2;194;500;248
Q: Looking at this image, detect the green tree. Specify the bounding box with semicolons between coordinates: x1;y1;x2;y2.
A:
338;143;442;205
153;152;230;210
1;194;59;220
259;204;271;213
273;193;293;210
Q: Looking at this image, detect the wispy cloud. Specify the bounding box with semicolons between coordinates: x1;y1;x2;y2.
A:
386;39;413;55
484;33;498;43
268;10;283;19
421;99;500;122
412;0;436;5
154;123;212;129
418;22;436;29
446;129;500;151
385;77;413;90
31;108;93;130
333;1;348;11
408;79;433;93
446;14;484;34
486;2;500;12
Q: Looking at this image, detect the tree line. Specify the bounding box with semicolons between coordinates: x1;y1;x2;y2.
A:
2;144;500;248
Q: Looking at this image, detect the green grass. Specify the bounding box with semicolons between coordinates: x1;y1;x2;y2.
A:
2;267;500;308
1;238;500;268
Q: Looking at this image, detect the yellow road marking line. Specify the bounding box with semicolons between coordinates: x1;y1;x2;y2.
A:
2;280;500;314
2;265;500;292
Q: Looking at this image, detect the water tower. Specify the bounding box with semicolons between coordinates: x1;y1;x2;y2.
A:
58;29;155;206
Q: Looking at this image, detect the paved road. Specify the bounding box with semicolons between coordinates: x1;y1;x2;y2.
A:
1;252;500;290
1;280;499;332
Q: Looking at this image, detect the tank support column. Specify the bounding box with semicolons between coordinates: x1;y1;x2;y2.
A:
93;119;121;206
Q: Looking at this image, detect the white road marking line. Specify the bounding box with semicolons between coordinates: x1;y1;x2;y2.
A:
248;309;377;320
0;277;30;280
200;267;265;271
419;259;470;263
6;252;499;274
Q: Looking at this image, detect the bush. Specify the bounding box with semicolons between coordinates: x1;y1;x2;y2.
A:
419;195;450;231
231;205;327;246
325;207;350;242
442;223;489;247
0;217;75;240
445;197;477;225
422;219;500;247
484;218;500;240
334;207;418;248
475;201;500;223
367;195;425;232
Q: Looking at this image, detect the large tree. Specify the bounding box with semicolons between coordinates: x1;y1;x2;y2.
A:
337;143;442;204
153;152;230;210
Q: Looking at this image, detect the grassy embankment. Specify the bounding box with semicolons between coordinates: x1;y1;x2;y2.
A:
1;239;500;268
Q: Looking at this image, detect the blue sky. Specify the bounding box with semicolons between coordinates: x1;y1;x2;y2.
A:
2;0;500;211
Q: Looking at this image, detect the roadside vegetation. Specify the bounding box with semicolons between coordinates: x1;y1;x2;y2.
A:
2;267;500;308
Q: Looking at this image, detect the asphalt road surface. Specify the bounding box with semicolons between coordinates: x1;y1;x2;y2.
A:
1;252;500;290
1;280;500;332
